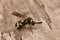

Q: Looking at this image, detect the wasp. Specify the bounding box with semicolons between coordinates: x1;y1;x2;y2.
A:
12;12;42;33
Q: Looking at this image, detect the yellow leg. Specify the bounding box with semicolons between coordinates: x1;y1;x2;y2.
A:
25;24;33;33
30;24;33;33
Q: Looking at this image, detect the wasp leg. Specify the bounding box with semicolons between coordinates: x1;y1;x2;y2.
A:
49;25;52;29
25;24;30;32
25;24;33;33
25;24;29;28
29;24;33;34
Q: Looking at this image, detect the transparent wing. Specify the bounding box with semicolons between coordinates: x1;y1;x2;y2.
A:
12;12;27;19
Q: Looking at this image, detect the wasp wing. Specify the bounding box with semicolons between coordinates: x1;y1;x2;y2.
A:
12;12;27;19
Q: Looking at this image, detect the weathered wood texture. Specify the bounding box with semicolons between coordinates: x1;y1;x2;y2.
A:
0;0;59;40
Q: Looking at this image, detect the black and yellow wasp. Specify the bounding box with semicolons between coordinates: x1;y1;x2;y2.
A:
12;12;42;33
